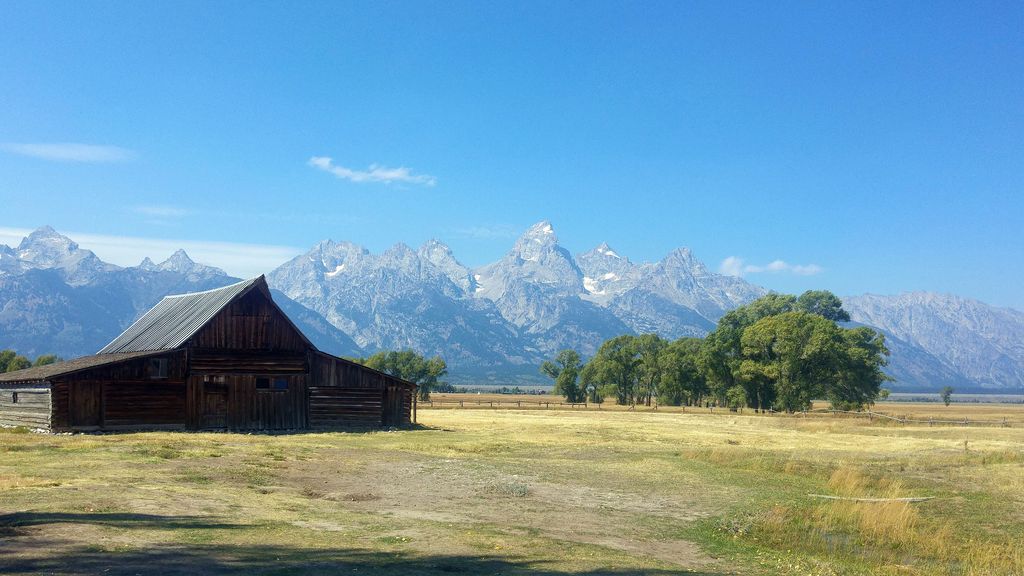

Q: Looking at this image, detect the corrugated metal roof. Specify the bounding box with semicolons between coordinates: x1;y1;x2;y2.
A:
0;351;165;383
98;276;264;354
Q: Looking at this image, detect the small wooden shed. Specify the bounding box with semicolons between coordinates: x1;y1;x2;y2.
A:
0;276;416;432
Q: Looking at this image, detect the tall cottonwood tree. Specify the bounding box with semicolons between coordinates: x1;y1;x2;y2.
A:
541;349;586;403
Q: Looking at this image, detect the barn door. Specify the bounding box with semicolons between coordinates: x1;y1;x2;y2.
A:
381;385;401;427
201;376;229;429
70;382;102;428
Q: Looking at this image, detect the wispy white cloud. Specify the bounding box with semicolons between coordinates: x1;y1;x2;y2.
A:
451;224;520;240
0;226;302;279
719;256;823;277
132;205;188;218
308;156;436;187
0;142;136;162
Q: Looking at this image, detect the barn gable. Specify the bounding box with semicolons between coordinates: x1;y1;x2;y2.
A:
99;276;310;354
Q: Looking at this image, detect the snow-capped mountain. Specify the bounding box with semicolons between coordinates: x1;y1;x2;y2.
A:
0;227;361;359
3;224;1023;391
268;221;1024;390
266;237;531;371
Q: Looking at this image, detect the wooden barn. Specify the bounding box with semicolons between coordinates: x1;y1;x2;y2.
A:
0;276;416;432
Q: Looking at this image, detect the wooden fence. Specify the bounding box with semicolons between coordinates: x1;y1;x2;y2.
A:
418;399;1019;427
822;409;1014;428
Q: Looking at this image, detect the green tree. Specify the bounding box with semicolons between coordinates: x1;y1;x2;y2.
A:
877;388;891;401
0;350;14;373
635;334;667;406
540;349;586;403
829;327;890;410
740;311;846;412
585;335;641;405
725;386;747;412
940;386;954;407
658;337;707;406
0;350;31;373
578;362;604;403
32;354;61;367
364;350;447;401
796;290;851;322
699;293;799;404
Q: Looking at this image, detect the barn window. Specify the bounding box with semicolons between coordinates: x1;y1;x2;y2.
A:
148;358;168;379
11;392;18;404
256;377;288;392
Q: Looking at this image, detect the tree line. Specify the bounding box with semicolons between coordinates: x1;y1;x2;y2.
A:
359;350;450;401
541;290;891;412
0;350;61;373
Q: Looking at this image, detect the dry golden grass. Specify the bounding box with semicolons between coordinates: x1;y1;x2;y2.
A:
429;393;1024;424
1;406;1022;575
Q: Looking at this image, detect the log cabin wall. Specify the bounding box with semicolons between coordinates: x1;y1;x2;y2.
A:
0;384;52;429
49;351;187;431
308;353;415;428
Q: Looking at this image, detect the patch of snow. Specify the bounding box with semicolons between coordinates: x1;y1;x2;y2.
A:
325;263;346;277
473;274;485;293
598;246;620;258
583;276;605;295
601;272;620;281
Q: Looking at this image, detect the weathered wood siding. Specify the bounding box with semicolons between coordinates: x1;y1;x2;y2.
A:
188;288;308;352
189;350;306;374
0;385;51;429
186;374;307;431
50;351;187;431
102;382;186;429
308;353;415;427
309;387;382;427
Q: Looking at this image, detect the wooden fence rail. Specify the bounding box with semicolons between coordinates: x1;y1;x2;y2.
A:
823;409;1013;427
418;400;1018;427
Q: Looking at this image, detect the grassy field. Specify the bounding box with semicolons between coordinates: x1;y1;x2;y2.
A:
1;403;1023;575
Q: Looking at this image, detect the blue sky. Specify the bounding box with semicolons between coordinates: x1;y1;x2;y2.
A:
1;1;1021;308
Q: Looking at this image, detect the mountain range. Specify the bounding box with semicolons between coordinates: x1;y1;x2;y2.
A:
1;224;1022;392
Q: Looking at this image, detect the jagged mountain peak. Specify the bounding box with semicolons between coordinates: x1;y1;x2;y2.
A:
160;248;194;268
19;225;68;245
512;220;560;255
137;257;158;270
420;238;451;252
419;239;475;294
594;242;621;258
385;241;415;255
659;247;707;274
152;249;226;277
524;220;555;238
381;242;418;267
17;226;82;264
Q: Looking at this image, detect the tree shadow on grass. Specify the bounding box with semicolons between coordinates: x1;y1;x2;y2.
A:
0;511;241;530
1;542;732;576
0;512;732;576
